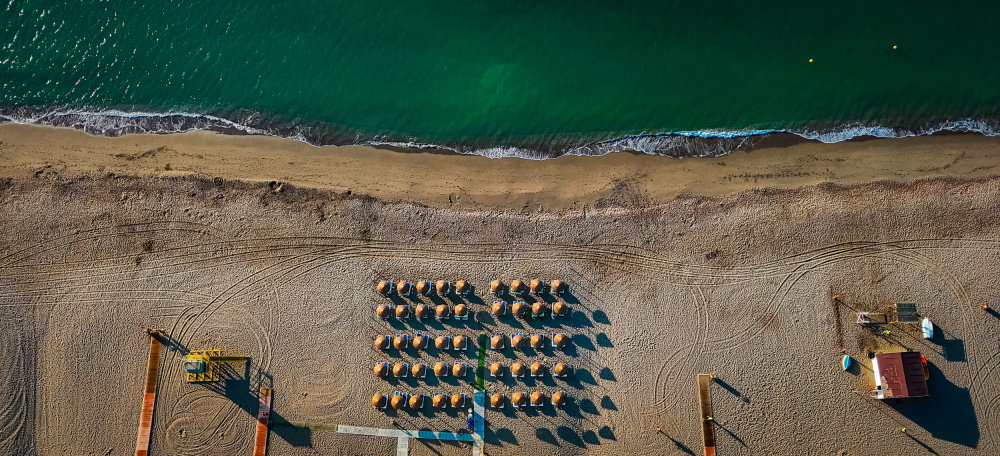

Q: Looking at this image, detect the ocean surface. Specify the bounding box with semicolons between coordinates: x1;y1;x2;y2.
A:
3;0;1000;158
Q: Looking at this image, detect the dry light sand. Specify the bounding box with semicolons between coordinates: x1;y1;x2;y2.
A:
1;125;1000;455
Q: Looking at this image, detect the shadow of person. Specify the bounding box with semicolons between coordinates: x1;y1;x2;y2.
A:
714;378;742;398
667;435;696;455
714;421;747;447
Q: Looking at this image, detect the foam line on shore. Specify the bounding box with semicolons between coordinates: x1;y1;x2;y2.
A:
2;107;999;160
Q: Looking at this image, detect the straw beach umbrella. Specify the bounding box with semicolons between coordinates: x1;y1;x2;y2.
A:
451;393;465;408
492;301;508;316
393;335;408;349
433;393;447;409
454;303;469;319
392;362;408;378
436;304;451;320
510;279;526;296
511;362;526;377
434;362;449;377
532;301;550;318
413;334;428;350
553;362;571;377
511;334;526;349
396;281;412;297
376;304;392;320
490;362;504;377
512;301;528;318
391;394;406;409
553;333;569;348
409;394;424;409
411;363;427;378
416;280;432;296
530;391;546;406
395;304;410;319
414;303;430;319
374;335;390;350
453;335;469;350
512;392;527;408
550;279;567;295
490;279;505;295
553;301;568;317
376;280;393;296
491;393;504;408
490;335;505;350
530;334;545;349
455;280;471;296
372;393;387;409
374;362;389;378
530;362;544;377
530;279;546;295
452;363;467;377
435;335;451;350
436;280;452;296
551;391;567;406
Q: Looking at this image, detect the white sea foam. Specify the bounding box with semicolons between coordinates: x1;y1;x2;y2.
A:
3;108;1000;159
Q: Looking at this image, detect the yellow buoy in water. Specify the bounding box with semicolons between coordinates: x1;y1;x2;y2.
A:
893;45;898;49
808;58;813;63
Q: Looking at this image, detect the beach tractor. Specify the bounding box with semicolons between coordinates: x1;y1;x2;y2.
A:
184;350;248;383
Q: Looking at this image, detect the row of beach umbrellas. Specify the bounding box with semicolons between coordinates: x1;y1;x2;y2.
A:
373;361;572;379
376;303;470;320
377;280;472;297
374;333;570;351
377;279;569;297
372;391;568;410
374;334;469;351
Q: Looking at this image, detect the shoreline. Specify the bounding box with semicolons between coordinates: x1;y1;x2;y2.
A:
1;124;999;210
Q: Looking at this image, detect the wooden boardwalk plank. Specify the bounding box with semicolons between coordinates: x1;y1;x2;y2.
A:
135;335;161;456
252;388;272;456
697;374;716;456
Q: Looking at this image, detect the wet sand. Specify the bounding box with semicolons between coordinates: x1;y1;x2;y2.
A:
2;124;1000;210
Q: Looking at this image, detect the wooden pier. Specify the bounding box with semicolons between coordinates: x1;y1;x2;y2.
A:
697;374;716;456
135;333;162;456
253;387;272;456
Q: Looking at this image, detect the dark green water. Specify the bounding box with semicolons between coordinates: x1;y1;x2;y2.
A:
3;0;1000;157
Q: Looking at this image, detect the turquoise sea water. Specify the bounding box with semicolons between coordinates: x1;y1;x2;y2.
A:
2;1;1000;157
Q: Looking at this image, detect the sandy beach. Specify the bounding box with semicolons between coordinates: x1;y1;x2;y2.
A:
2;126;1000;455
2;124;1000;210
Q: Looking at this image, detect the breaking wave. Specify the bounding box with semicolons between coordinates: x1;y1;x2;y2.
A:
2;107;999;160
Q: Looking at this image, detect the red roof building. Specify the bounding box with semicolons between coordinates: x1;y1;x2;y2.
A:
872;352;929;399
